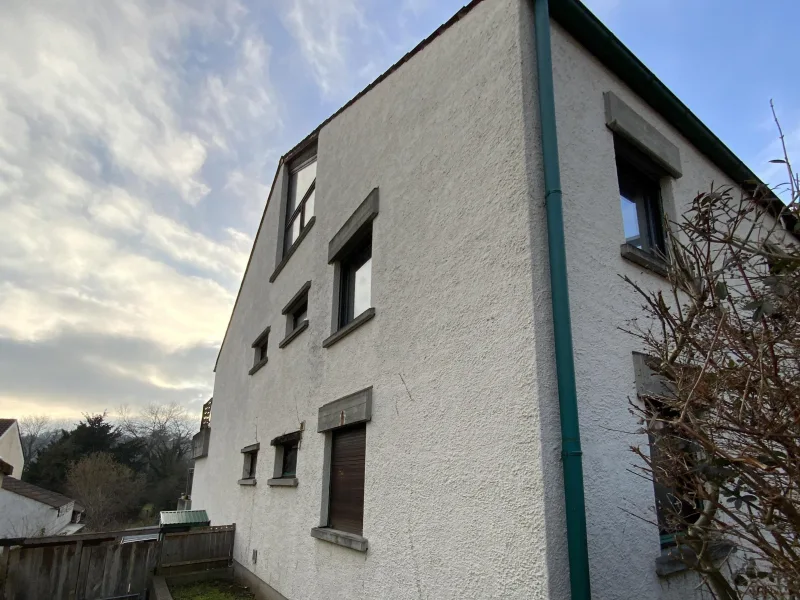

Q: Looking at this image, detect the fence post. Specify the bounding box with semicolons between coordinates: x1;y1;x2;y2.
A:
67;541;83;600
0;548;10;600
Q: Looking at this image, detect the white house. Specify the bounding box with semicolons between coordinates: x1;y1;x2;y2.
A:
0;419;24;477
0;473;76;539
191;0;791;598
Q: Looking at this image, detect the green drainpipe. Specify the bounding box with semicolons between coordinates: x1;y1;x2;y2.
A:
533;0;592;598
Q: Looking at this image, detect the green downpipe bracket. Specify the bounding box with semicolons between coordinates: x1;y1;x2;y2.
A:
533;0;592;598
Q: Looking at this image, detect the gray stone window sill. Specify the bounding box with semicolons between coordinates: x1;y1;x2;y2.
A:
655;540;735;577
267;477;298;487
270;217;316;283
238;478;257;486
620;243;669;278
249;357;268;376
279;321;309;349
322;308;376;349
310;527;368;552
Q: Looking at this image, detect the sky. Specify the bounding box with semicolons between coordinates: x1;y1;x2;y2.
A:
0;0;797;422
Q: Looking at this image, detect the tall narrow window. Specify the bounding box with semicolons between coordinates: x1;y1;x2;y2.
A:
339;233;372;328
616;140;665;255
239;443;259;485
328;424;366;535
285;153;317;254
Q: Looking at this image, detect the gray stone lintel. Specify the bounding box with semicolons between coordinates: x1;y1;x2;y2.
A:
632;352;676;399
282;281;312;315
310;527;368;552
604;91;683;178
317;386;372;433
328;188;379;264
241;443;260;453
267;477;299;487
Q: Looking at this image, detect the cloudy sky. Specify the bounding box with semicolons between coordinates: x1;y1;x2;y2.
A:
0;0;797;421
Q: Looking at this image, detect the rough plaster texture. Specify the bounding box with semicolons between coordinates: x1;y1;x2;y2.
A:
0;488;72;538
192;1;752;598
0;422;24;477
193;1;553;598
545;20;745;600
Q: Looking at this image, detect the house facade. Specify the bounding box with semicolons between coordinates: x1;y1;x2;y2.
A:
0;474;76;538
0;419;24;477
192;1;776;598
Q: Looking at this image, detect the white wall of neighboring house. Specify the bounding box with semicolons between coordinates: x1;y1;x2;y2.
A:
0;422;24;477
193;1;768;599
0;487;73;539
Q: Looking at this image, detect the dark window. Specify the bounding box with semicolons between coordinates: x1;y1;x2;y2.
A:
285;154;317;254
292;301;308;331
338;234;372;328
328;424;366;535
243;450;258;480
648;404;701;548
281;441;299;477
616;140;665;255
250;326;270;374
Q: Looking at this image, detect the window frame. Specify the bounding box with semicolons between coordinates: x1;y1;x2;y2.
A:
338;233;372;329
268;430;302;487
279;281;311;349
283;150;317;257
239;443;260;485
249;326;270;375
322;189;379;349
615;137;667;257
632;353;701;549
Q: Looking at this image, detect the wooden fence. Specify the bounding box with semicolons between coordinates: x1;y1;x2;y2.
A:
0;524;234;600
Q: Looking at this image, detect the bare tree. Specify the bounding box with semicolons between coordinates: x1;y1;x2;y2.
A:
116;402;194;510
17;414;63;466
66;453;143;531
623;118;799;599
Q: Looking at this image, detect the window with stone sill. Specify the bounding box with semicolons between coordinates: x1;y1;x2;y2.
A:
616;138;666;257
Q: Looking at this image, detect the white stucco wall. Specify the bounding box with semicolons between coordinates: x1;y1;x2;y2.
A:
0;422;24;477
192;1;560;599
539;20;750;600
0;487;72;538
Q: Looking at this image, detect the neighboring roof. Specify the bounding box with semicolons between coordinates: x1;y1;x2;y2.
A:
1;477;73;509
121;532;159;544
0;419;16;438
160;509;210;527
213;0;792;371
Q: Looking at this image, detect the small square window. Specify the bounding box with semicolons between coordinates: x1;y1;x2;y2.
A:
240;444;259;484
250;326;270;375
339;233;372;328
280;282;311;349
284;152;317;255
269;431;302;486
616;140;665;255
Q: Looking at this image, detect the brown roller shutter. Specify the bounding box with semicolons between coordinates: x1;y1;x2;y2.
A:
328;424;366;535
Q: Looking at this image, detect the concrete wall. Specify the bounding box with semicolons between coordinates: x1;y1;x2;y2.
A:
0;488;72;538
192;1;556;598
0;422;24;477
534;19;746;600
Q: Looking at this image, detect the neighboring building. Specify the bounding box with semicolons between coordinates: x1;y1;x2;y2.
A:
192;0;791;598
0;419;24;477
0;473;78;538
